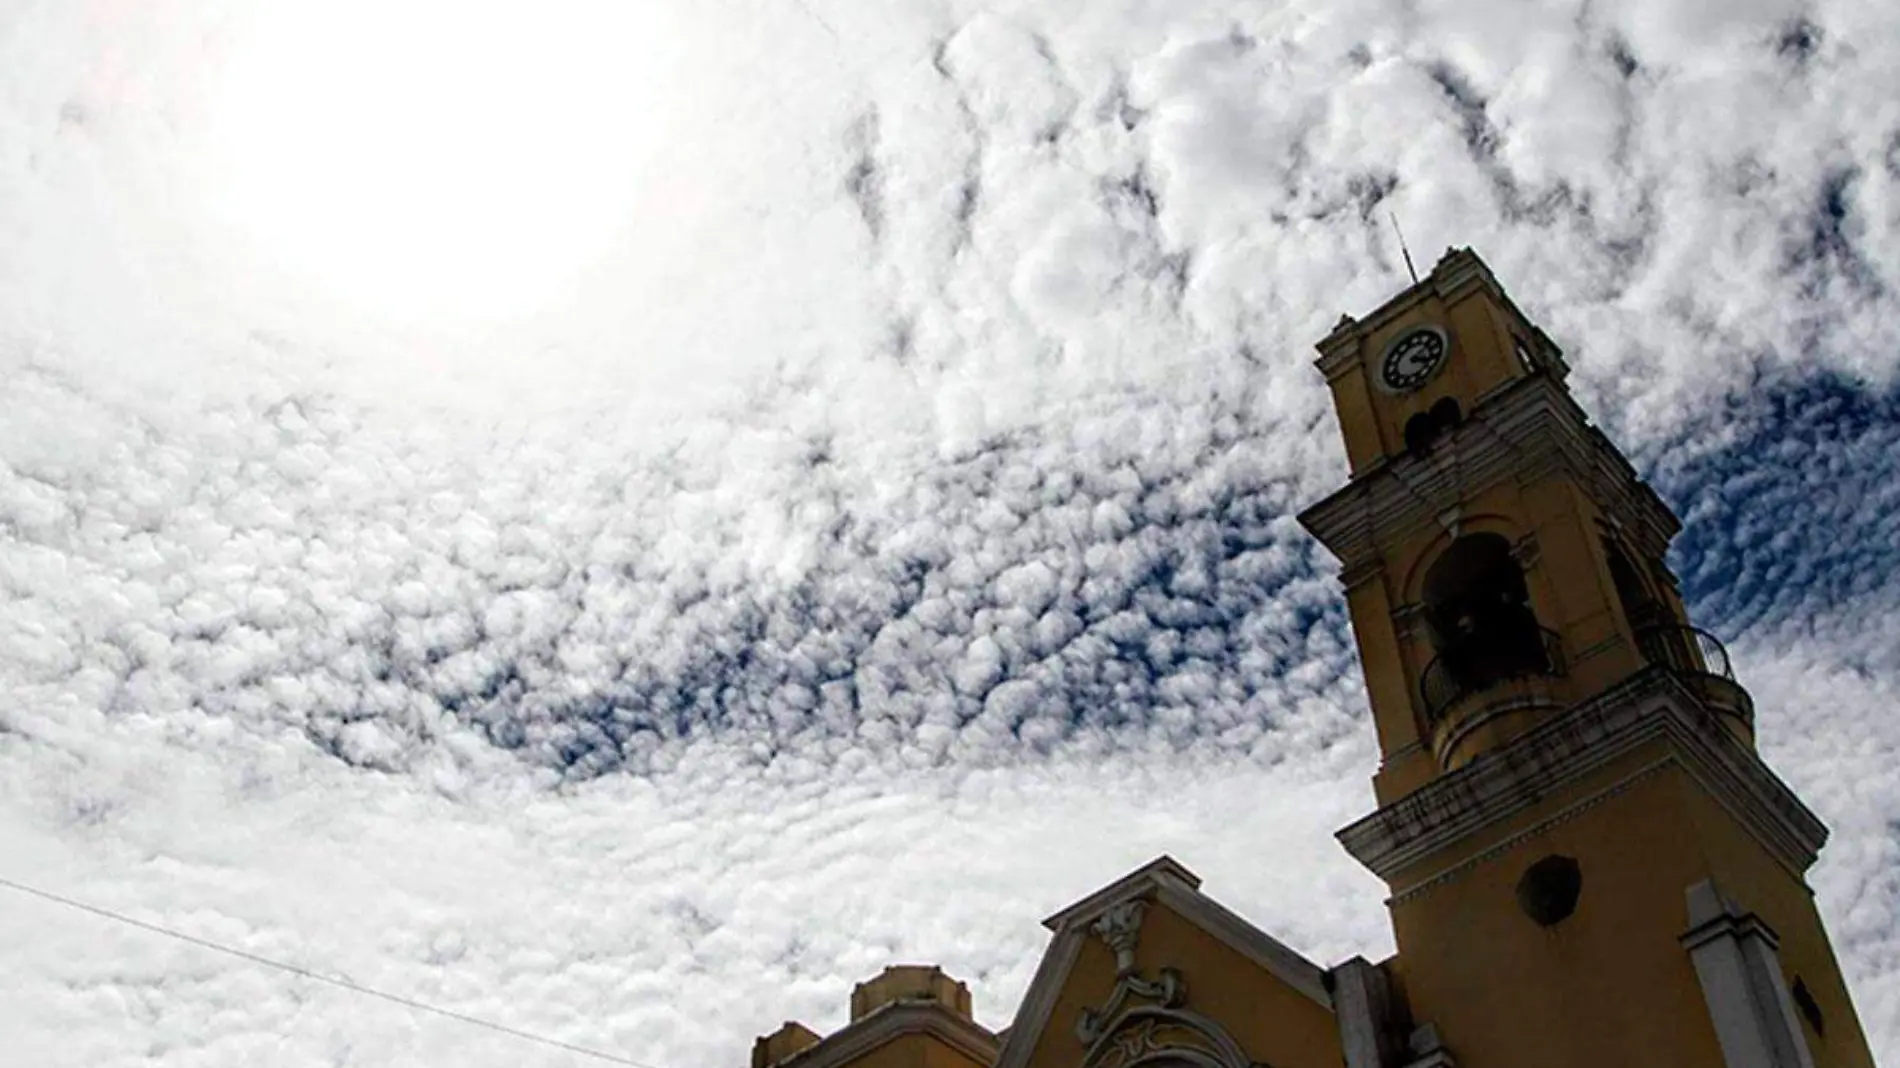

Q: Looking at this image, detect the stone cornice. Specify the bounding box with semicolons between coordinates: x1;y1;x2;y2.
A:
1386;760;1673;906
1037;855;1329;1008
1000;855;1333;1068
993;928;1085;1068
774;1002;999;1068
1149;881;1332;1008
1336;670;1829;887
1041;851;1200;927
1042;856;1202;933
1297;375;1679;573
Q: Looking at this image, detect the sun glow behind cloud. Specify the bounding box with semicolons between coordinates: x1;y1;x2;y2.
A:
200;0;681;324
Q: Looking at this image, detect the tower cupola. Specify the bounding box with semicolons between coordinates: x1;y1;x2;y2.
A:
1300;248;1744;797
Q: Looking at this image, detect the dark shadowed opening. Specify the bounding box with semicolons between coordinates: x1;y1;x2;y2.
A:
1605;539;1665;629
1792;977;1825;1037
1403;397;1464;458
1515;854;1582;926
1609;538;1703;673
1422;533;1548;689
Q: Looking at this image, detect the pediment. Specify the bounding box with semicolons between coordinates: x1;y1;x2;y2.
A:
996;857;1344;1068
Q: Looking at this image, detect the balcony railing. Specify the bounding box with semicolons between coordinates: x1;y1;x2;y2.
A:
1634;623;1730;677
1635;623;1753;725
1419;627;1567;730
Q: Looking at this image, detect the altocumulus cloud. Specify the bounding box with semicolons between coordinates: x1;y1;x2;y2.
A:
2;0;1899;1065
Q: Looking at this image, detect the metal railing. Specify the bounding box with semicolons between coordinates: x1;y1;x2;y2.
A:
1419;627;1567;729
1634;623;1733;678
1635;623;1753;724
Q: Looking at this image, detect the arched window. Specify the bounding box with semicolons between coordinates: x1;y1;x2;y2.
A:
1421;533;1548;690
1604;540;1665;630
1605;537;1703;674
1403;398;1464;458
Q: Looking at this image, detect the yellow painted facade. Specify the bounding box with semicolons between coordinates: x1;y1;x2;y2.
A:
750;251;1876;1068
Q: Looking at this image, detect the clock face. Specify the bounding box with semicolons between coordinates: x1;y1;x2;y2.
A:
1380;327;1448;392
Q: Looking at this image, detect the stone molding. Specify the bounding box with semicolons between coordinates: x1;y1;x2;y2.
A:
1000;856;1336;1068
1332;956;1404;1068
1077;965;1187;1046
1338;670;1827;889
1040;856;1329;1007
1680;879;1817;1068
993;927;1086;1068
768;1001;998;1068
1149;879;1332;1008
1093;900;1149;974
1042;856;1202;933
1081;1007;1255;1068
1076;900;1189;1045
1387;760;1671;906
1298;372;1680;574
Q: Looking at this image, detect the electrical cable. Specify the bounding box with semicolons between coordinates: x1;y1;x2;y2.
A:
0;873;663;1068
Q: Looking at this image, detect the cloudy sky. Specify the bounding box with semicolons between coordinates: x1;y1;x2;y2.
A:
2;0;1898;1064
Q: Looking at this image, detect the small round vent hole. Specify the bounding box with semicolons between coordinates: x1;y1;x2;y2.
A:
1515;854;1582;926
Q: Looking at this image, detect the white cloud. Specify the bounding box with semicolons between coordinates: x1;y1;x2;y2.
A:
3;0;1899;1063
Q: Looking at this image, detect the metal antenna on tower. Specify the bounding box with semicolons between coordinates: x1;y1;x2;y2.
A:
1389;212;1419;284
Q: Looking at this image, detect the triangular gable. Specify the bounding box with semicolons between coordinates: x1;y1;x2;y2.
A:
995;856;1345;1068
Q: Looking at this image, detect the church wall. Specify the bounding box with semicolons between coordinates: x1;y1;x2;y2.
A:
1387;748;1729;1067
1015;899;1340;1068
828;1031;988;1068
1135;905;1339;1068
1677;777;1878;1068
1351;470;1650;777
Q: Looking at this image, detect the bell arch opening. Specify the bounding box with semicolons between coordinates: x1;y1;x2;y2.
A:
1403;397;1464;458
1606;538;1707;677
1421;533;1550;695
1604;539;1666;631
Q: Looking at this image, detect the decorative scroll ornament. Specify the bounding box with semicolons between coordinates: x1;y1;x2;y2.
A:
1083;1009;1252;1068
1094;901;1146;974
1076;900;1188;1045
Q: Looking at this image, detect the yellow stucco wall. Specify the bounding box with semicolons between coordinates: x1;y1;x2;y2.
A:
1348;466;1661;785
833;1032;988;1068
1390;750;1731;1067
1677;782;1878;1067
1323;261;1715;794
1017;899;1341;1068
1382;733;1875;1068
1319;257;1871;1066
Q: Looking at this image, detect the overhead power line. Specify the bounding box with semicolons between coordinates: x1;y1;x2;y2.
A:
786;0;838;38
0;873;662;1068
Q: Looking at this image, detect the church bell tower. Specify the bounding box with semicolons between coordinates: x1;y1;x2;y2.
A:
1299;249;1876;1067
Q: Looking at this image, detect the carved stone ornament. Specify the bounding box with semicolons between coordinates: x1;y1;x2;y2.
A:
1077;899;1188;1045
1082;1008;1252;1068
1093;900;1146;975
